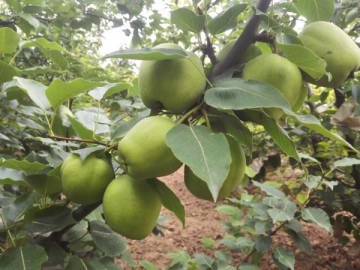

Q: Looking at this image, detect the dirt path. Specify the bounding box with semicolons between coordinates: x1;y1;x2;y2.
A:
122;169;360;269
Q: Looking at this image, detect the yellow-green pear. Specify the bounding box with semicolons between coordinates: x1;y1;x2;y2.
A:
61;153;114;204
298;21;360;87
242;54;304;120
117;116;182;180
139;43;206;113
103;175;161;240
184;135;246;202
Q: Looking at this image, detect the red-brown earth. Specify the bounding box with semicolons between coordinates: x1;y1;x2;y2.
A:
119;168;360;270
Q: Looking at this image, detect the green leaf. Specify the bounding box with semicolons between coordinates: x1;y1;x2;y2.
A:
265;198;297;223
0;245;48;270
45;50;69;69
21;37;67;52
0;192;35;230
255;235;272;253
24;205;76;233
294;0;334;22
66;257;115;270
257;113;300;161
238;264;260;270
208;112;253;153
88;82;131;101
204;78;292;112
252;182;286;199
221;236;254;251
171;8;205;33
0;159;51;173
19;13;41;29
279;44;327;80
0;27;20;54
0;60;18;83
272;247;295;270
0;167;26;185
13;77;50;110
208;4;247;35
215;205;242;217
291;114;358;153
298;153;320;164
140;261;159;270
103;47;187;60
149;178;185;227
286;229;313;254
71;146;107;161
301;207;333;233
111;110;150;139
334;157;360;168
304;175;321;189
90;221;127;257
166;125;231;201
67;115;97;140
45;78;105;109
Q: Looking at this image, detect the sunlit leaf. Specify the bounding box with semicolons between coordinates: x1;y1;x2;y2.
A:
279;44;327;80
301;207;333;233
45;78;105;109
171;8;205;33
0;159;51;173
166;125;231;201
88;82;131;101
0;60;18;83
204;78;292;112
0;27;19;53
294;0;334;22
334;157;360;168
208;4;247;35
13;77;50;110
103;47;187;60
272;247;295;270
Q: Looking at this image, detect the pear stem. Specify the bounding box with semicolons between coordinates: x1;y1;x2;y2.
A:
176;101;205;125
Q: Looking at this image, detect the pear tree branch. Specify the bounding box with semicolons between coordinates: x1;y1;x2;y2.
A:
211;0;272;78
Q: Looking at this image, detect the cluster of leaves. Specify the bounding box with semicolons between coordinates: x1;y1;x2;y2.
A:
0;0;359;269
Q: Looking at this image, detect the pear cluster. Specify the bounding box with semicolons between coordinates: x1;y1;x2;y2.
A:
299;21;360;88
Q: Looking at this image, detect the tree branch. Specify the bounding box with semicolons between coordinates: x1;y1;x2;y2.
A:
49;135;109;146
50;201;102;241
211;0;272;78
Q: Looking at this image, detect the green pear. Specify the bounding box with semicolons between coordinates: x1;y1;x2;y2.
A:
139;43;206;113
184;135;246;202
118;116;182;180
298;21;360;87
103;175;161;240
242;54;304;120
217;40;261;63
61;153;114;204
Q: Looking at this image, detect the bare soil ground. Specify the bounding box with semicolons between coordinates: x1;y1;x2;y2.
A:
122;169;360;270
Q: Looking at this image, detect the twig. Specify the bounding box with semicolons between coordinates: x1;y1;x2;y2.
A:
211;0;272;78
49;135;109;146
